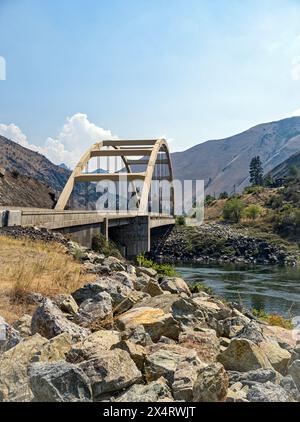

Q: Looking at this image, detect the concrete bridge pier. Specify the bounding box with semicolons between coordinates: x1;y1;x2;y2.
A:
108;216;150;259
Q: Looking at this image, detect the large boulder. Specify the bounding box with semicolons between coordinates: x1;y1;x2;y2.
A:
13;314;32;338
113;291;150;315
136;267;157;278
160;277;191;296
288;359;300;391
179;329;220;363
218;338;272;372
29;361;92;402
0;316;22;354
78;349;142;399
144;344;203;391
143;280;165;297
228;368;281;386
54;294;79;315
172;353;205;401
246;381;291;402
262;325;297;349
217;317;248;338
31;298;90;341
102;256;126;272
116;307;181;342
280;376;300;401
74;292;113;328
0;334;48;401
111;340;146;370
114;378;173;402
31;333;73;363
193;363;229;402
67;330;121;363
259;340;291;375
235;322;265;344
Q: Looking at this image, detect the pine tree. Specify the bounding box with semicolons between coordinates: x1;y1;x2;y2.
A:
249;156;264;186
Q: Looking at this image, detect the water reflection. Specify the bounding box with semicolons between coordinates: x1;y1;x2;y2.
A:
176;264;300;318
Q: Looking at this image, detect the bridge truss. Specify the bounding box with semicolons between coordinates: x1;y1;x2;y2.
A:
55;139;174;215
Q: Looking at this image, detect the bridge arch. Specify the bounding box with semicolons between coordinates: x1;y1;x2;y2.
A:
55;139;174;215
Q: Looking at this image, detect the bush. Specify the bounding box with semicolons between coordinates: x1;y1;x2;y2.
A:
136;253;178;277
219;192;229;200
91;234;123;259
205;194;215;205
176;215;186;226
244;204;263;220
223;198;245;223
252;309;294;329
243;185;264;195
190;282;214;295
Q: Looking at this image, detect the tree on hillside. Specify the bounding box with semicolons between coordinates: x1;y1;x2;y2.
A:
249;156;264;186
223;198;245;223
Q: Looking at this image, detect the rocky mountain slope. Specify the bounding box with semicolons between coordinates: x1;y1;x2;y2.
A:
172;117;300;195
266;151;300;181
0;135;94;208
0;168;56;208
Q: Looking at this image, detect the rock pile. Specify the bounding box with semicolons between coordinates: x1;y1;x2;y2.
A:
0;242;300;402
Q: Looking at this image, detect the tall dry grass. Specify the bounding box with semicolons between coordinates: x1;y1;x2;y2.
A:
0;236;93;323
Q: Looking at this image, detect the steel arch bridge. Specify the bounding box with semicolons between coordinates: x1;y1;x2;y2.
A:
55;138;175;215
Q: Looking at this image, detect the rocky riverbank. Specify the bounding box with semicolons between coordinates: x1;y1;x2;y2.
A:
1;235;300;402
151;223;300;266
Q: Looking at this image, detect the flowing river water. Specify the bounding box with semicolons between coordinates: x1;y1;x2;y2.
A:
176;264;300;318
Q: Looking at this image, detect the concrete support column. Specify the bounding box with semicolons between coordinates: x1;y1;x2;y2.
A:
109;216;150;259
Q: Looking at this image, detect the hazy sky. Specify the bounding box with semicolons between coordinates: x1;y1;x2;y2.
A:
1;0;300;167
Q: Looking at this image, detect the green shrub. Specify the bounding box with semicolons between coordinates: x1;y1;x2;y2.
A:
91;234;123;259
176;215;186;226
136;253;178;277
219;191;229;200
244;204;263;220
190;282;214;296
252;309;294;329
223;198;245;223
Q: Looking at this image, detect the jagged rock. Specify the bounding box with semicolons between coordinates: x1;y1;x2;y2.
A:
133;275;150;291
280;376;300;401
114;378;173;402
126;265;136;275
144;343;202;389
259;340;291;375
160;277;191;296
54;294;79;315
29;360;92;402
288;359;300;391
111;340;146;370
31;298;90;341
0;333;48;401
228;368;281;386
67;330;121;363
13;314;32;338
246;381;291;402
72;278;132;307
262;325;297;349
133;293;180;313
114;271;135;289
158;336;176;345
179;329;220;363
226;382;249;402
143;280;165;297
75;292;113;328
31;333;73;363
121;325;153;347
220;337;231;348
193;363;229;402
0;317;22;353
113;291;150;315
218;338;272;372
216;317;248;338
116;307;181;342
235;322;265;344
172;353;205;401
102;256;126;272
78;349;142;399
136;267;157;278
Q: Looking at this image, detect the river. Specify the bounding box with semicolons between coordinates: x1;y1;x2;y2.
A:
176;264;300;318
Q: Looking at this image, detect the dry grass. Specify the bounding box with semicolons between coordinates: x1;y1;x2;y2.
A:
0;236;94;323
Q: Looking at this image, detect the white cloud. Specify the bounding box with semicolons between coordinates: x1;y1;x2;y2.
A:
291;56;300;80
0;123;29;147
0;113;118;169
290;108;300;117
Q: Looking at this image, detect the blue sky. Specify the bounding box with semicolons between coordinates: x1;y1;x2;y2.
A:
1;0;300;167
